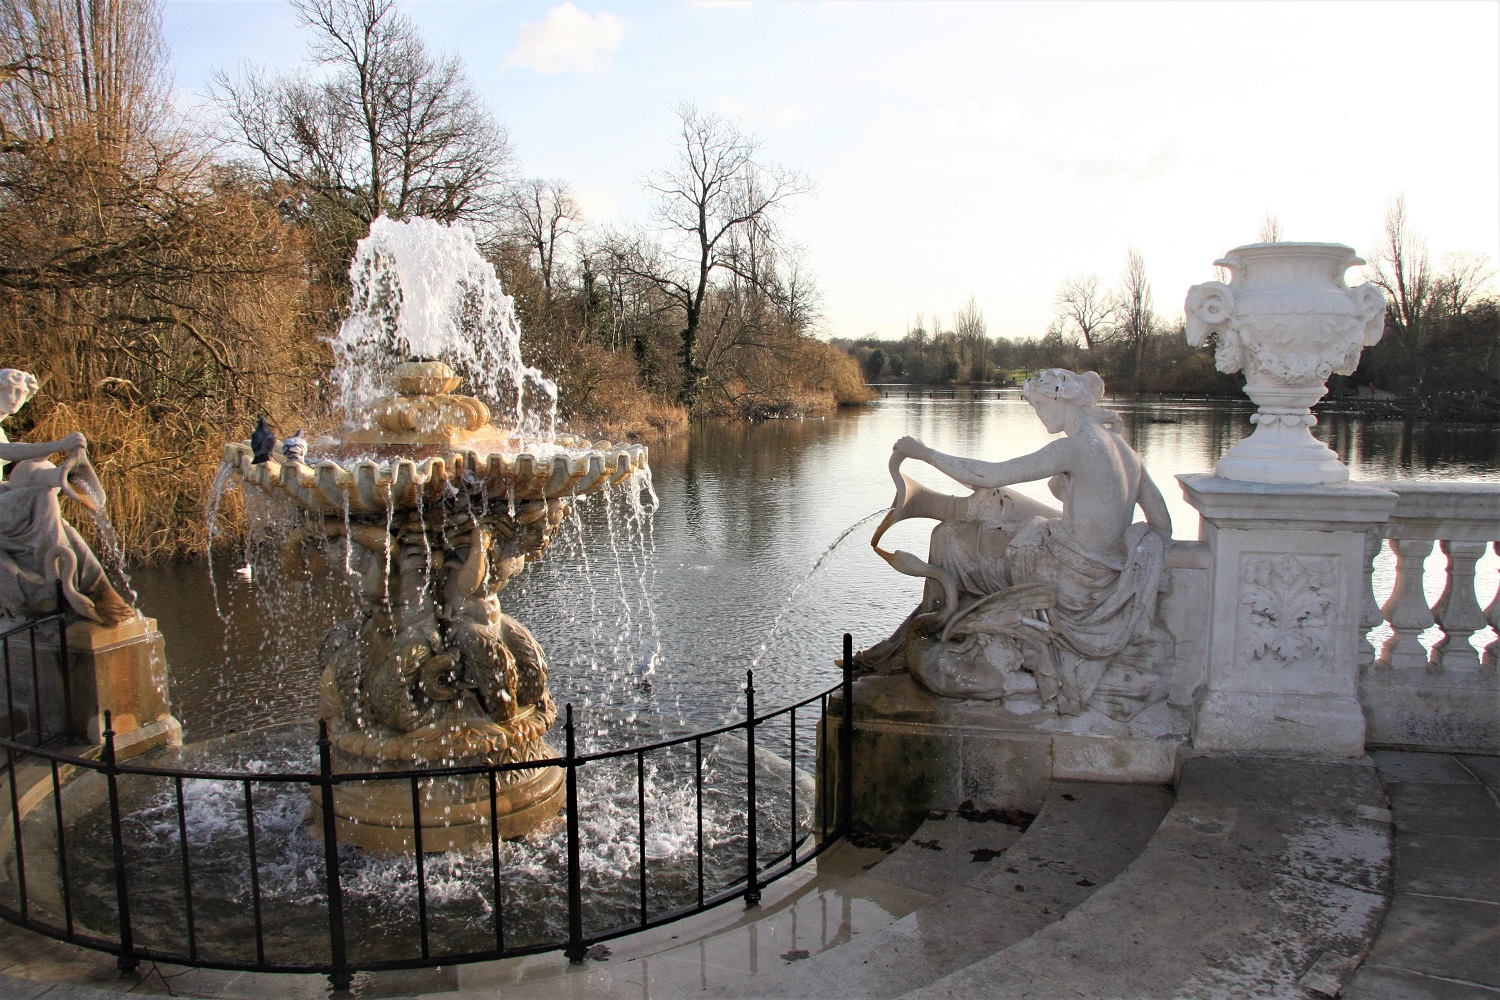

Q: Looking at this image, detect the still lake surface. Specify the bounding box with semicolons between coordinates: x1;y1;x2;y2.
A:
132;389;1500;743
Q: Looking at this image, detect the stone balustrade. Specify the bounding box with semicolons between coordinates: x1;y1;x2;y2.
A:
1359;481;1500;751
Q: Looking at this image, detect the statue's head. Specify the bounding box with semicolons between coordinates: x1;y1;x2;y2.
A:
0;369;38;418
1021;369;1119;432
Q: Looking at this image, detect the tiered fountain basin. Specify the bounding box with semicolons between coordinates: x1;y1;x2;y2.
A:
223;361;649;852
222;439;650;514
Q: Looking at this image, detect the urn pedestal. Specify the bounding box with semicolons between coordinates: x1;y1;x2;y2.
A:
1185;243;1387;485
1179;474;1396;756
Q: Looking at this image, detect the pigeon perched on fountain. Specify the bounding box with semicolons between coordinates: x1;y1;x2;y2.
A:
250;416;276;465
281;428;307;464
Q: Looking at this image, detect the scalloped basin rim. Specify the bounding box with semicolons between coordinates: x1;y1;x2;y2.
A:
222;439;649;513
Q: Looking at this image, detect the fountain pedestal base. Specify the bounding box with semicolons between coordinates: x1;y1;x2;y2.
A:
310;756;565;853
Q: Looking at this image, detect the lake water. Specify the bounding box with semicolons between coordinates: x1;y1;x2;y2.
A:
132;389;1500;743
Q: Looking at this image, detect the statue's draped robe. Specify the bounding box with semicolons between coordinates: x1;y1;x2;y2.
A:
0;459;108;620
928;501;1170;719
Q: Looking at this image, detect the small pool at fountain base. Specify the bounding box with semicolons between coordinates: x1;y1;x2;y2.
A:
15;718;817;968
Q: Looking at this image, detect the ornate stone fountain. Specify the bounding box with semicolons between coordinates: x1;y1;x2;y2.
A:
224;218;648;851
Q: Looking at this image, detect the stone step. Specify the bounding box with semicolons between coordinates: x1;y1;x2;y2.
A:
904;755;1393;1000
700;781;1172;999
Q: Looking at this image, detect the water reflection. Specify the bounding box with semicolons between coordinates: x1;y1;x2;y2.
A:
131;392;1500;743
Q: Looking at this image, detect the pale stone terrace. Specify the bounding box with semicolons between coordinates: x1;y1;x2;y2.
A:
1;750;1494;1000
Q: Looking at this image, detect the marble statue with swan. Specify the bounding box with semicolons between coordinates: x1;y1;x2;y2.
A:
853;368;1177;730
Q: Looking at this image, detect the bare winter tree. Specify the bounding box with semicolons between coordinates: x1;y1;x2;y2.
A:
1258;212;1282;243
953;295;988;381
505;178;578;294
212;0;510;246
1115;247;1156;386
1367;195;1433;387
612;103;812;406
0;0;326;557
1053;275;1114;349
1432;251;1495;319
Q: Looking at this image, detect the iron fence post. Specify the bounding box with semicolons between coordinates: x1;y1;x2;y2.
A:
56;580;72;743
103;712;137;973
744;669;760;907
317;720;352;991
563;704;586;963
840;633;854;837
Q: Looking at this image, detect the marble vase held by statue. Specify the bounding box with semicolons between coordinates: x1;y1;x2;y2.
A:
1185;242;1386;485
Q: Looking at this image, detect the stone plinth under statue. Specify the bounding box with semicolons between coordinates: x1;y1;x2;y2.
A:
0;615;181;758
228;360;648;852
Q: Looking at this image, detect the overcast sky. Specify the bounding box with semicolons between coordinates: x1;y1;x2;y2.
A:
164;0;1500;342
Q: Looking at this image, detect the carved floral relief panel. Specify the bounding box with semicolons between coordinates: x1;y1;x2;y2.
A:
1238;553;1337;668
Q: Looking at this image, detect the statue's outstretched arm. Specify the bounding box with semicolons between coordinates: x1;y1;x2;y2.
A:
1137;469;1172;536
897;436;1071;491
0;431;86;465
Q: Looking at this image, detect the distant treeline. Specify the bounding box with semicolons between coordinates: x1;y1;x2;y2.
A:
839;209;1498;403
0;0;870;560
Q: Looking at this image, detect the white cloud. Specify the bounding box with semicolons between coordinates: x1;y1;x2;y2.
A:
505;3;624;76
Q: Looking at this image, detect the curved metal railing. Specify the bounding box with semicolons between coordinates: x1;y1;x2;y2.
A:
0;618;855;990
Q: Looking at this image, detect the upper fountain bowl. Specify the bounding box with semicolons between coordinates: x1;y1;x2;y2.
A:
225;360;648;517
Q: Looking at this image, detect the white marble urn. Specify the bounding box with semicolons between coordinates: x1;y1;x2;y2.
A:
1185;242;1387;484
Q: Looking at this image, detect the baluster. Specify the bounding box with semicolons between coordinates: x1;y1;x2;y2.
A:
1358;529;1384;671
1430;540;1487;672
1379;539;1435;670
1484;541;1500;669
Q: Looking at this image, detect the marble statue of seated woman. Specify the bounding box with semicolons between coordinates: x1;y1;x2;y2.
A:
0;368;135;626
855;369;1175;728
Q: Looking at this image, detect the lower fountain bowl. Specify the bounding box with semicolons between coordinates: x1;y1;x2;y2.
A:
309;753;566;854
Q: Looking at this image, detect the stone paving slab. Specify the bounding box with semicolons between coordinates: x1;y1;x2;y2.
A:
1359;893;1500;989
1395;833;1500;903
1341;964;1500;1000
906;755;1392;1000
1386;781;1500;840
1457;755;1500;790
1371;750;1478;785
707;782;1172;999
1149;755;1392;893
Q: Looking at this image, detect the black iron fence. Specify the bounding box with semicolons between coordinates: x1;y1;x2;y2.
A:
0;622;856;991
1;582;72;747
